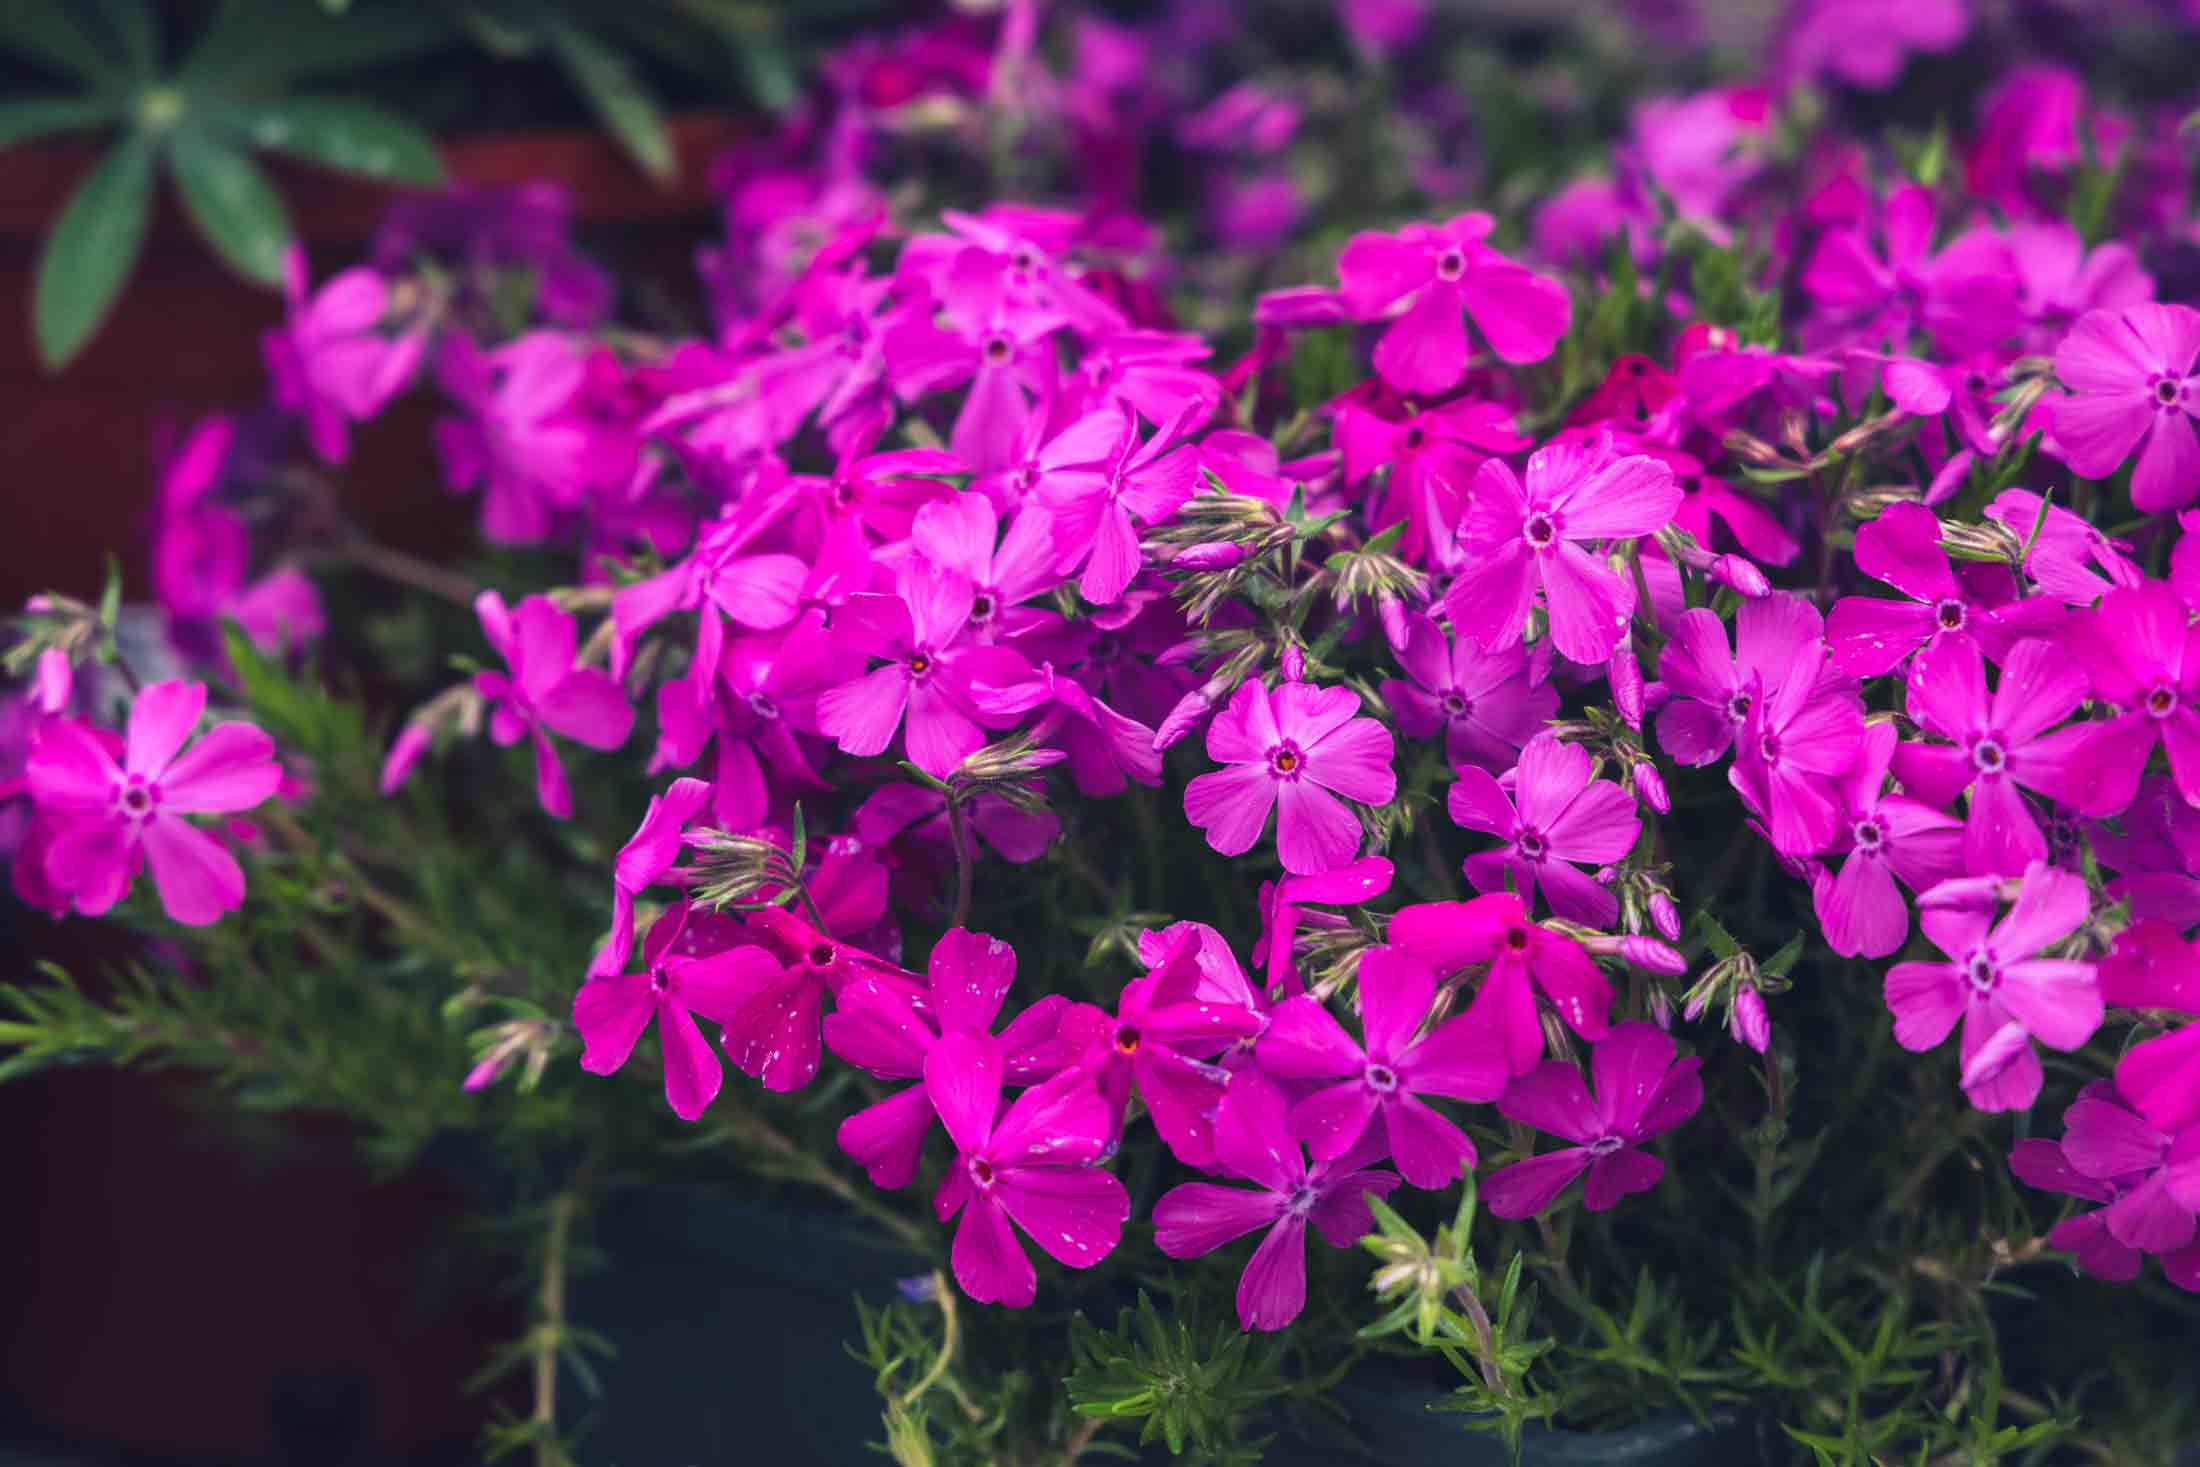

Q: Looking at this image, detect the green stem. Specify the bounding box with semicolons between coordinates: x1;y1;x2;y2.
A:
945;793;974;931
534;1193;578;1467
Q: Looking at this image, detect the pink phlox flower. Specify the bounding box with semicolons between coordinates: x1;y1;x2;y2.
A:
1335;390;1531;569
1033;400;1206;606
1567;355;1685;435
651;615;852;830
1799;184;2022;356
1388;893;1613;1075
2050;303;2200;514
1443;435;1682;665
1726;618;1864;858
1183;678;1398;876
2059;1086;2200;1256
826;927;1076;1188
1963;66;2088;215
1136;920;1269;1020
815;564;1040;779
744;267;897;448
883;271;1062;473
1885;862;2103;1112
2008;220;2152;344
1983;489;2144;606
1152;1073;1401;1331
910;492;1063;643
906;207;1131;342
1016;663;1161;797
1824;503;2065;681
590;775;714;980
473;591;636;819
1068;330;1224;427
2092;778;2200;929
25;680;281;925
1812;721;1965;958
2100;920;2200;1136
797;442;966;544
1255;944;1506;1187
1382;613;1556;772
854;778;1062;881
1335;213;1572;393
262;247;423;466
607;475;800;677
1891;635;2091;876
1064;928;1265;1167
433;332;601;546
2063;583;2200;818
1654;592;1826;767
722;900;914;1094
573;898;786;1121
1628;88;1773;228
1175;83;1300;154
1448;733;1639;928
148;418;327;655
1774;0;1964;88
1868;351;2004;463
1254;857;1394;999
1630;442;1800;569
928;1036;1129;1307
1483;1021;1703;1218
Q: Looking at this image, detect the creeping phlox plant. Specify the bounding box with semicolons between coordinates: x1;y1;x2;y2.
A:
7;2;2200;1463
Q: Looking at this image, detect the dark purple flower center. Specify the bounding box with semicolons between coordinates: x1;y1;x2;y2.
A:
907;651;934;678
1588;1135;1624;1158
2148;685;2178;718
1435;248;1466;281
1966;954;1999;994
1270;743;1305;778
1523;512;1559;549
969;592;996;622
1934;599;1967;632
118;781;155;817
1505;925;1531;951
982;334;1013;366
1285;1183;1320;1216
1364;1062;1400;1093
1402;425;1428;452
971;1157;997;1186
1852;818;1884;851
2158;378;2182;406
1088;633;1119;663
1114;1024;1142;1055
1971;737;2007;774
1010;247;1038;273
1727;691;1753;721
1759;731;1784;762
808;942;835;968
1515;828;1549;861
1440;691;1468;717
747;690;780;721
650;966;672;995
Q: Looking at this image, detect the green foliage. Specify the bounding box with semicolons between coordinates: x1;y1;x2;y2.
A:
1066;1293;1286;1463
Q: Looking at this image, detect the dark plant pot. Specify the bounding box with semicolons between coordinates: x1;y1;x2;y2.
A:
579;1189;1757;1467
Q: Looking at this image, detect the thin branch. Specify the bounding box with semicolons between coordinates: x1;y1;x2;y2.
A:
333;535;481;607
534;1193;578;1467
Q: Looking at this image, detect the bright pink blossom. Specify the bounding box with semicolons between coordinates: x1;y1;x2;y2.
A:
1483;1022;1703;1218
263;248;422;465
589;775;714;980
1033;402;1204;606
1824;503;2062;681
1336;214;1571;393
1655;593;1824;766
25;681;281;925
2102;922;2200;1135
1448;734;1639;928
1382;614;1556;772
1183;680;1397;876
1388;894;1612;1075
1812;722;1964;958
1885;863;2104;1112
1153;1075;1400;1331
1256;945;1506;1187
2051;304;2200;513
1727;626;1863;858
2064;583;2200;817
474;591;636;819
1255;857;1394;998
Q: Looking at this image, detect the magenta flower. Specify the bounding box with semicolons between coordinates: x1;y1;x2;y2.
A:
573;899;786;1121
1727;632;1864;859
1448;734;1639;928
1983;489;2144;606
1334;392;1531;569
434;332;598;546
2056;1089;2198;1256
909;493;1062;642
717;902;912;1094
1812;722;1964;958
653;615;853;832
1183;679;1397;876
2102;922;2200;1136
2051;303;2200;513
589;775;714;980
1890;636;2091;877
1153;1075;1401;1331
2064;583;2200;817
1824;504;2062;682
25;680;281;925
1256;945;1506;1187
1483;1022;1703;1219
1255;856;1395;997
1655;593;1826;766
1381;613;1557;772
1445;437;1682;665
1798;184;2021;355
928;1037;1129;1307
815;565;1037;779
1388;894;1612;1075
826;928;1074;1188
1885;863;2104;1112
262;248;423;466
1335;214;1571;393
473;591;635;819
882;291;1058;473
1033;402;1205;607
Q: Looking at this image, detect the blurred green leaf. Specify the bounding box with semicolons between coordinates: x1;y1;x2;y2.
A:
167;129;292;284
0;97;120;150
214;96;443;184
84;0;159;79
0;1;128;86
181;0;454;88
33;135;155;369
544;16;675;183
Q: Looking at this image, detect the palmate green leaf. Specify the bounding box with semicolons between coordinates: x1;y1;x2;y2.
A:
544;17;675;182
33;134;155;369
180;0;454;89
0;97;121;151
166;129;292;284
0;1;129;86
212;96;444;185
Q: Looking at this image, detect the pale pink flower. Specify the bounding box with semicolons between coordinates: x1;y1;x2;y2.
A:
1183;680;1397;875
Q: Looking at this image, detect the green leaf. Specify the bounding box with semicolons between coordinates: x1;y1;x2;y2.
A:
83;0;158;79
213;97;442;184
543;17;675;182
166;129;291;284
33;135;155;369
181;0;454;88
0;1;127;85
0;97;120;151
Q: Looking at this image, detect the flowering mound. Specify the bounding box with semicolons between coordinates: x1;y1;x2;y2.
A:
7;2;2200;1461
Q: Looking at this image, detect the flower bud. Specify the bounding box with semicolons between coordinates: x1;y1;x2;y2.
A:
1648;984;1675;1029
30;646;71;713
1280;645;1306;682
1648;889;1680;942
1153;688;1214;751
1620;935;1687;976
1174;541;1249;571
1631;760;1669;814
1730;987;1770;1052
1711;554;1770;598
1607;634;1645;728
380;721;433;797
